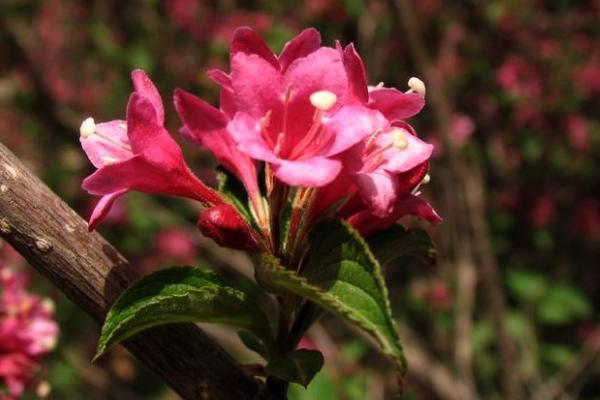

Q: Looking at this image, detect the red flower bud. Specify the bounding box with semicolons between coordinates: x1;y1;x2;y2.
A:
198;204;259;250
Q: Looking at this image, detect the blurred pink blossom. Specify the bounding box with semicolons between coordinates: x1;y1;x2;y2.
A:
154;228;198;263
450;114;475;146
496;56;542;100
0;247;58;399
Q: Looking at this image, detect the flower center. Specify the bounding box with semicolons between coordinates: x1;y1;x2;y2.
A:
362;128;409;171
286;90;337;160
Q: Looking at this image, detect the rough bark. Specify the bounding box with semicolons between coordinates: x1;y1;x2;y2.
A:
0;141;268;400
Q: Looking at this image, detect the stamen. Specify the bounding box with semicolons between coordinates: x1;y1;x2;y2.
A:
407;77;426;96
309;90;337;111
363;129;409;171
80;117;96;138
412;174;431;195
364;129;383;152
392;128;409;149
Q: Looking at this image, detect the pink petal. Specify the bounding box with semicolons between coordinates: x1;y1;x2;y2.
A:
206;69;231;86
230;52;284;138
88;189;127;231
396;161;429;196
80;120;132;168
230;27;279;69
354;171;399;218
131;69;164;124
320;105;388;157
83;154;222;206
174;88;228;137
348;195;442;237
396;195;442;225
341;43;369;103
368;88;425;121
283;47;348;148
228;112;278;162
378;129;433;173
126;94;186;165
207;69;236;117
274;156;342;187
174;90;260;200
279;28;321;72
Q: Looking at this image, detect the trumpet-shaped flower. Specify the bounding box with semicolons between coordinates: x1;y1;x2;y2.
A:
80;70;222;230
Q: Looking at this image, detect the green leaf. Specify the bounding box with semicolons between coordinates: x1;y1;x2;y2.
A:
216;167;253;223
366;225;436;266
265;349;324;387
261;219;407;374
537;284;592;325
506;269;547;303
96;267;271;358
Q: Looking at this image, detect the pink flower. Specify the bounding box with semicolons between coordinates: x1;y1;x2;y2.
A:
79;27;440;252
0;249;58;398
316;45;434;220
496;56;542;99
208;27;387;187
80;70;223;230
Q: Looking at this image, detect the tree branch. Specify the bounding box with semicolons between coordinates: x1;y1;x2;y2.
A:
0;141;269;400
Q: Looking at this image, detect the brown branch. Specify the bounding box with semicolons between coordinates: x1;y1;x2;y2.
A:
389;1;520;398
0;141;272;400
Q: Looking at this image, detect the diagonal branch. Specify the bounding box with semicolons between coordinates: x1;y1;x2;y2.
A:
0;141;271;400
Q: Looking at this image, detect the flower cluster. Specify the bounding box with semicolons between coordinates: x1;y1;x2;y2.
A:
80;27;440;255
0;246;58;399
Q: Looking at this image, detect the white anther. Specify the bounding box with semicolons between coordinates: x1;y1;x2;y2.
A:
79;117;96;138
309;90;337;111
422;174;431;184
407;77;426;96
392;129;409;150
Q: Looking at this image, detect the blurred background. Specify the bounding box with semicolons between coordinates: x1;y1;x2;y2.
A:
0;0;599;399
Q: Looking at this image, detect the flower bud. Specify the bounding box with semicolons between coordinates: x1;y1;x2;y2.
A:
198;204;259;250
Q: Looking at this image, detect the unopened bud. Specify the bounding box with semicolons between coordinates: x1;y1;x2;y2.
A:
309;90;337;111
407;77;426;96
80;117;96;138
198;204;259;250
